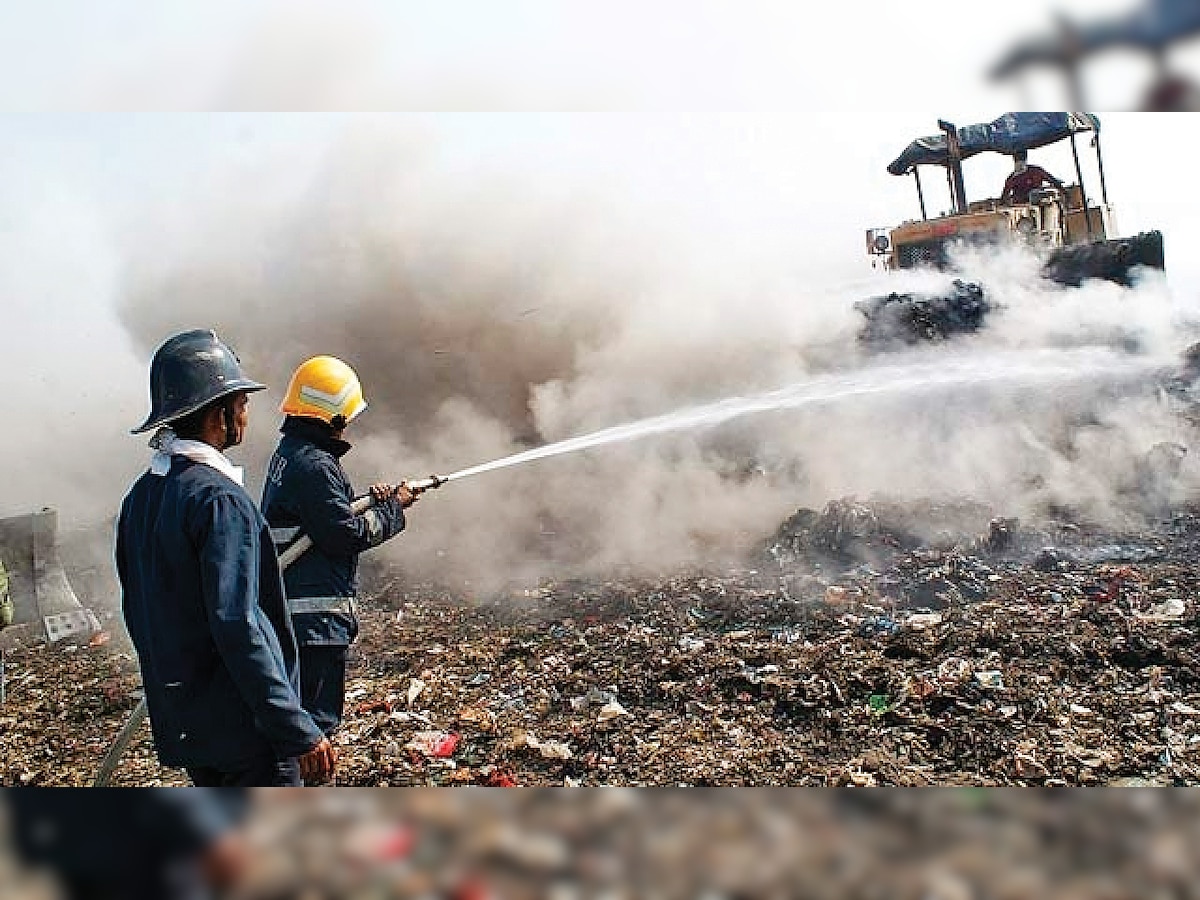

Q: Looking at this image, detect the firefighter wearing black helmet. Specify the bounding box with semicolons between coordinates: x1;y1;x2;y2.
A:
116;329;336;787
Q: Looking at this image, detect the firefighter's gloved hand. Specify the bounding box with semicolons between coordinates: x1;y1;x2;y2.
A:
299;736;337;784
368;483;396;504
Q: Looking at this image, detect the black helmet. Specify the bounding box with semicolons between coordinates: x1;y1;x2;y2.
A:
133;329;266;434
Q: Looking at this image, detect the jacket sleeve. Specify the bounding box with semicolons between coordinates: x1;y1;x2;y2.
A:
291;456;406;557
196;491;324;758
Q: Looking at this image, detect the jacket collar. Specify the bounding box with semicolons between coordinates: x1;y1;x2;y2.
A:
281;416;352;458
149;434;245;486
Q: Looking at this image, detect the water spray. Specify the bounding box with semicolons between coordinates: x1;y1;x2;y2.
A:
391;346;1165;503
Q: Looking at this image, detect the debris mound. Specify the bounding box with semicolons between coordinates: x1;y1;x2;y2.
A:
6;494;1200;787
855;280;992;347
1044;230;1166;287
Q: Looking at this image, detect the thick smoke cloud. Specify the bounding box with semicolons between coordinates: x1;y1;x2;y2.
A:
116;121;1199;594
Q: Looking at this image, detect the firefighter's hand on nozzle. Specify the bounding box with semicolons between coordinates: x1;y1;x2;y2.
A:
369;483;397;504
299;736;337;784
368;481;418;507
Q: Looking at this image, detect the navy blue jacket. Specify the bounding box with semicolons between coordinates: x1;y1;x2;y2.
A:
117;457;324;769
262;417;405;647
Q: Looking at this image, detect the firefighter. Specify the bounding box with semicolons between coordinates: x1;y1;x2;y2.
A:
117;329;335;787
262;356;415;742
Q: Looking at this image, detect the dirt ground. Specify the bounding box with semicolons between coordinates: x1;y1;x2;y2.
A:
4;494;1200;788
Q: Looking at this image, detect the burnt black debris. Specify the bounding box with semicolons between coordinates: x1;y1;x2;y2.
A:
855;280;992;347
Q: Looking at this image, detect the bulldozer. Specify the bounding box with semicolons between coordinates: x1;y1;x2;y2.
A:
0;508;99;645
859;112;1165;346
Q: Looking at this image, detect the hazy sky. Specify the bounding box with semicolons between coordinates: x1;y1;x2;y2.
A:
0;0;1180;110
1;111;1194;522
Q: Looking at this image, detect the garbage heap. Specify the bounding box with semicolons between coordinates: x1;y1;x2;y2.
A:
5;495;1200;789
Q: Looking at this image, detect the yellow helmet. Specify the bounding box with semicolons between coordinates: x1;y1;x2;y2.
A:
280;356;368;427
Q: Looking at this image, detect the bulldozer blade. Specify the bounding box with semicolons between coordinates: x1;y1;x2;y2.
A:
0;508;96;643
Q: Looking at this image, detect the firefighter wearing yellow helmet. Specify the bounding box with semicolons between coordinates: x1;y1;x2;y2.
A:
279;356;368;429
263;356;417;747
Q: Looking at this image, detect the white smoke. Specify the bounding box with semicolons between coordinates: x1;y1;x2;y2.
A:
108;121;1200;594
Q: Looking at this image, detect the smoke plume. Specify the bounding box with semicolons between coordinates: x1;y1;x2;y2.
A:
115;121;1199;595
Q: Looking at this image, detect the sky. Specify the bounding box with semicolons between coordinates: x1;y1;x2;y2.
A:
0;0;1182;111
1;2;1198;588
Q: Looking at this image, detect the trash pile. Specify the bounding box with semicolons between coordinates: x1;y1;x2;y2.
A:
4;492;1200;787
854;280;992;347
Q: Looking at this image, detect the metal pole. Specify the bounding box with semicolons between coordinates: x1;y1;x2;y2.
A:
1069;131;1092;240
1094;132;1110;206
914;170;928;221
939;120;968;216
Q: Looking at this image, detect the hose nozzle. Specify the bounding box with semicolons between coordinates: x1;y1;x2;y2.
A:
405;474;448;494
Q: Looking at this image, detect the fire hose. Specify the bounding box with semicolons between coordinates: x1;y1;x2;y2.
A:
92;476;446;787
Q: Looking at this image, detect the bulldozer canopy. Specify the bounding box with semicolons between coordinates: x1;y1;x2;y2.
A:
887;113;1101;176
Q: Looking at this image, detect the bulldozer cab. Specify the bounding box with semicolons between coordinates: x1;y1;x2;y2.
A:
855;113;1165;347
867;113;1114;272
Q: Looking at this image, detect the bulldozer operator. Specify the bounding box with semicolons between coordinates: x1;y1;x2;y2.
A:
1000;149;1065;206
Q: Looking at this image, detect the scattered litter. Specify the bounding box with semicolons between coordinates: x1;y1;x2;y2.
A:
903;612;944;629
354;698;393;716
405;731;460;758
1144;598;1186;619
521;732;574;760
975;671;1005;690
407;678;426;707
596;700;629;723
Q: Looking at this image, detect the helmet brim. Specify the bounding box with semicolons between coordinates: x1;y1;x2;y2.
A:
131;381;267;434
